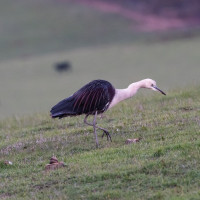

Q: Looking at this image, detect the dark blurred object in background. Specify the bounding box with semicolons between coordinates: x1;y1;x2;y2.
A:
54;61;72;73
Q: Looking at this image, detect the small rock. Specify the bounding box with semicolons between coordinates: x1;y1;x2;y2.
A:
4;161;13;165
45;156;65;171
125;138;141;144
49;156;58;164
45;162;65;171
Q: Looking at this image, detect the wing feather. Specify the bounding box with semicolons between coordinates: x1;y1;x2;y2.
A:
82;89;93;113
51;80;115;118
73;88;88;112
97;88;104;108
88;89;99;112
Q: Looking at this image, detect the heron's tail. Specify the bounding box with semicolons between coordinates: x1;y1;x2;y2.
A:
50;97;76;118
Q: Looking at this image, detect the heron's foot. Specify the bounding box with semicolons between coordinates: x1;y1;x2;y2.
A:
102;130;112;142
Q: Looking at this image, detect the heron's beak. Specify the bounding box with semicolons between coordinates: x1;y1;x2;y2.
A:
153;86;166;95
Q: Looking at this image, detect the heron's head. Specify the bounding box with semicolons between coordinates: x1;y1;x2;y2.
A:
143;79;166;95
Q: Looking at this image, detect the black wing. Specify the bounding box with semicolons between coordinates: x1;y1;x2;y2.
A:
50;80;115;118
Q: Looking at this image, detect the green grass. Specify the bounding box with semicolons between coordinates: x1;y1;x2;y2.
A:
0;86;200;199
1;36;200;118
0;0;139;61
1;0;200;119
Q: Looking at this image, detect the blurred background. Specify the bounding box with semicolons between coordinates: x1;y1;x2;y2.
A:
0;0;200;118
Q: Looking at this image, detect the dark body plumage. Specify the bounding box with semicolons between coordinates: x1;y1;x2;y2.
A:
50;80;115;119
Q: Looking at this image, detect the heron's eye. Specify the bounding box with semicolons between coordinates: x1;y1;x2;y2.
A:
151;84;154;87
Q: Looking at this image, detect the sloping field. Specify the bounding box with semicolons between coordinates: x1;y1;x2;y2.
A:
0;0;137;61
0;0;200;119
0;0;145;118
1;1;200;199
0;86;200;199
1;36;200;118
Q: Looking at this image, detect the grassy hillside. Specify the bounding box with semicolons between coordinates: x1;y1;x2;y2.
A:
1;0;200;119
1;36;200;118
0;0;139;61
0;86;200;199
1;0;199;61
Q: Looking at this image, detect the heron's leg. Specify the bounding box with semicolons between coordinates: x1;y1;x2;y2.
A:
84;113;99;147
84;114;93;126
84;114;112;142
93;111;99;148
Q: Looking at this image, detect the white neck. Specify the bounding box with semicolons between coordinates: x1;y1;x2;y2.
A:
108;80;146;109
